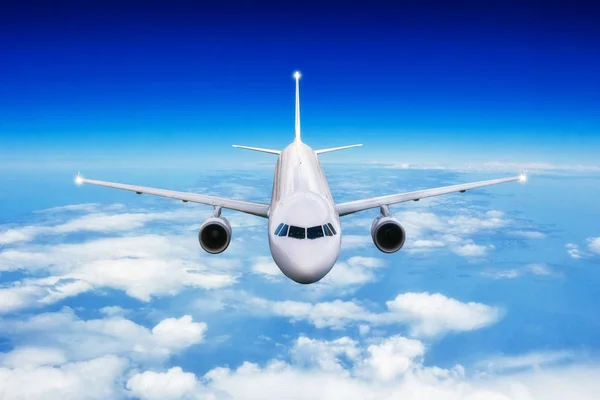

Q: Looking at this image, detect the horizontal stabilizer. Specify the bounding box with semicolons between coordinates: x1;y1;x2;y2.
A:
232;145;281;155
315;144;363;155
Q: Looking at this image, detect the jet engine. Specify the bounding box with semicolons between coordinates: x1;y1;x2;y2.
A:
199;216;232;254
371;215;406;253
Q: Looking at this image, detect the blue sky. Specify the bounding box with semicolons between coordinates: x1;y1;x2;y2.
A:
1;1;600;399
1;1;599;168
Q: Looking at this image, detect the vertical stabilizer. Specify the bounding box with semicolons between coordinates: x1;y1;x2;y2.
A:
294;71;301;142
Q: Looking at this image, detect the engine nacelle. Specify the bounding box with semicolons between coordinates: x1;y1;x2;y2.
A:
371;215;406;253
199;216;232;254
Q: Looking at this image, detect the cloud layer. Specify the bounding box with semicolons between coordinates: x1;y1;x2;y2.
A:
249;291;501;337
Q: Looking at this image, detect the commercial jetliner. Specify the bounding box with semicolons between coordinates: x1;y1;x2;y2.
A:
76;71;526;284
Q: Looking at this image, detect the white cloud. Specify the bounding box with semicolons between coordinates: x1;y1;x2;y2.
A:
341;235;372;250
318;256;386;289
192;334;600;400
151;315;208;350
4;332;580;400
100;306;129;317
399;211;446;237
126;367;198;400
0;278;93;314
77;254;234;302
486;210;505;218
341;216;375;229
452;243;494;257
394;209;511;258
0;207;207;245
588;237;600;255
477;350;576;372
209;181;266;200
0;234;236;312
35;203;108;214
0;355;128;400
566;243;585;259
480;269;521;279
480;161;600;174
358;325;371;336
447;211;506;235
405;239;446;253
526;263;552;276
566;236;600;259
338;208;510;259
0;308;207;363
0;347;67;368
291;336;360;373
251;256;281;278
372;161;446;170
509;230;546;239
251;255;387;291
199;362;600;400
481;263;553;280
0;226;39;245
361;336;425;381
370;160;600;176
385;292;501;337
253;298;369;330
346;256;385;269
250;292;501;337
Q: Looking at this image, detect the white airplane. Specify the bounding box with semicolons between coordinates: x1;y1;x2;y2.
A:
76;71;526;284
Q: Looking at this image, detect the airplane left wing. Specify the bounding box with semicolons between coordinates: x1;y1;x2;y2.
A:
76;174;270;218
335;173;526;217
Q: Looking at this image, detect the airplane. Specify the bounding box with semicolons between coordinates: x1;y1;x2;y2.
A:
75;71;527;284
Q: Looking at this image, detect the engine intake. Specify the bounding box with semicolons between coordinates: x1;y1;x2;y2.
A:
371;215;406;253
199;216;232;254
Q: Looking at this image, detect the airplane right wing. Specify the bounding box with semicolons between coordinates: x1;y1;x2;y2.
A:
335;173;526;217
76;174;270;218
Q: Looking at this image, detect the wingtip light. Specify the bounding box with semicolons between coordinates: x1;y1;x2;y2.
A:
519;171;527;183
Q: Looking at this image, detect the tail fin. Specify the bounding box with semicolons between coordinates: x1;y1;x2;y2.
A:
294;71;301;142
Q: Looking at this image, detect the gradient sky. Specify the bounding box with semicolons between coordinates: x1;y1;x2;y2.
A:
1;1;599;168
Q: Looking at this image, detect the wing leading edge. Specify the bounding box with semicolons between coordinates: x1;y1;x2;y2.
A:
75;174;270;218
335;173;526;217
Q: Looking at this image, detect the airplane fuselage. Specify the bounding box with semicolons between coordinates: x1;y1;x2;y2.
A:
268;140;342;283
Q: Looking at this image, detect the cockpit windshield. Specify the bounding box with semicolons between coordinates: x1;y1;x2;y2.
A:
307;225;324;239
274;222;336;239
288;225;306;239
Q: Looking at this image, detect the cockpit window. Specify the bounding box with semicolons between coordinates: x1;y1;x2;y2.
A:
288;225;306;239
278;224;289;237
274;223;284;236
275;223;335;239
327;223;337;235
307;225;324;240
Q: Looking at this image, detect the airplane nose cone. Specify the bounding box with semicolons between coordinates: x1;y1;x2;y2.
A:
282;252;337;284
271;239;340;284
268;192;341;284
